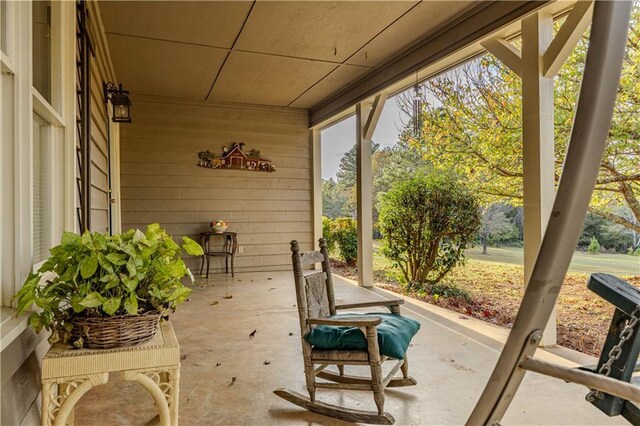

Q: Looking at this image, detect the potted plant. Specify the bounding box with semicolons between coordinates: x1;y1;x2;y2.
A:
14;224;204;349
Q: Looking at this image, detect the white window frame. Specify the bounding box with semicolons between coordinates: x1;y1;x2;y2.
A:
1;1;76;349
0;0;17;70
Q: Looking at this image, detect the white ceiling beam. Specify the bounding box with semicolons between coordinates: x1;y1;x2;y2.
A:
543;0;594;78
309;1;549;127
363;92;388;141
481;37;522;77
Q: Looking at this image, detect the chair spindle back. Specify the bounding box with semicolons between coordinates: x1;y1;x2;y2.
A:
291;239;336;334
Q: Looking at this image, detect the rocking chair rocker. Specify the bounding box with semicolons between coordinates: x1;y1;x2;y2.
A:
274;238;418;425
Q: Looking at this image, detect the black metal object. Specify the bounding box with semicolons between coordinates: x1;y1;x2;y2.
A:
103;82;132;123
199;232;238;278
586;273;640;421
76;0;92;233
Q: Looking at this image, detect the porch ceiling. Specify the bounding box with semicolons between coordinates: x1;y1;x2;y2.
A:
98;1;476;108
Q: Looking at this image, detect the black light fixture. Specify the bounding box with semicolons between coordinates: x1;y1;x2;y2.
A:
103;81;132;123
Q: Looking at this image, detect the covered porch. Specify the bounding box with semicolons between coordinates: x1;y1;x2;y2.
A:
74;272;620;425
1;0;635;424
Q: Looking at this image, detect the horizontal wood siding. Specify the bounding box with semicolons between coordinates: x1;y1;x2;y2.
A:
1;328;48;426
121;100;313;272
85;0;117;234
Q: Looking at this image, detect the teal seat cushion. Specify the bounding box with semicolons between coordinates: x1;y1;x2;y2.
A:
304;313;420;360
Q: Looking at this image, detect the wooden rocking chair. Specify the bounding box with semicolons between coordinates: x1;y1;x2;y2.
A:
274;238;417;425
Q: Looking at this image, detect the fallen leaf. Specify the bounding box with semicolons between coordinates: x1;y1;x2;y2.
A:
249;329;257;338
288;332;294;336
267;277;272;280
180;354;188;360
268;287;277;291
263;360;271;365
459;315;469;320
223;293;233;299
215;362;222;367
230;377;237;385
210;301;219;306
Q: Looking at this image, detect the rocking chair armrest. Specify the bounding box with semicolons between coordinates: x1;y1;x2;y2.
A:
335;299;404;310
306;317;382;327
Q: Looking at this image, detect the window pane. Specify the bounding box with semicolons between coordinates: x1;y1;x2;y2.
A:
1;0;7;55
32;0;51;102
33;114;50;263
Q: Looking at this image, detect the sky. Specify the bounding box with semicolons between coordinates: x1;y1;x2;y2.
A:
321;96;404;180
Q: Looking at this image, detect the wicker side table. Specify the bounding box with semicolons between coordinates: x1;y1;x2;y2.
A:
40;321;180;426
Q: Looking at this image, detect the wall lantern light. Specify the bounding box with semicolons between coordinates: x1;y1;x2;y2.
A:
103;82;132;123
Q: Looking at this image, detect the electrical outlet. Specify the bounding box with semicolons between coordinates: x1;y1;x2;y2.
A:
238;246;244;254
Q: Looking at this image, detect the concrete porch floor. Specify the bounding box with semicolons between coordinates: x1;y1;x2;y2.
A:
75;271;624;425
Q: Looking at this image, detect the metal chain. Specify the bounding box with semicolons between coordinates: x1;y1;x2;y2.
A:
586;305;640;402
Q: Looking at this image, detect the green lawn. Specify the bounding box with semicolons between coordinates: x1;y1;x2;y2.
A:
467;246;639;276
371;241;639;277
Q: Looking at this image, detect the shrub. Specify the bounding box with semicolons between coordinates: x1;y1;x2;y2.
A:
333;217;358;265
322;216;337;251
427;280;471;302
588;236;601;254
378;173;481;289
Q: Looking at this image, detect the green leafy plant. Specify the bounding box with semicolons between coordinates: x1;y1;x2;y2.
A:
322;216;337;252
426;280;471;302
14;224;203;346
378;173;481;289
333;217;358;265
587;236;601;254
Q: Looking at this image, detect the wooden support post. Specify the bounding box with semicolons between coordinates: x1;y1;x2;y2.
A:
480;38;522;77
521;11;557;347
543;1;594;78
312;129;322;251
355;93;387;288
482;1;596;347
356;102;374;288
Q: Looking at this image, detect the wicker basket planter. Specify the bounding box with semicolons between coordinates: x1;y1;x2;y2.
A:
71;311;161;349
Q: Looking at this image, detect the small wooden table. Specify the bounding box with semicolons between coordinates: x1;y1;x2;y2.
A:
40;321;180;426
199;231;238;278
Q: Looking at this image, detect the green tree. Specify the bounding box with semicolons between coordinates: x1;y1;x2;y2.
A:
378;173;481;288
336;142;380;188
479;203;518;254
420;4;640;233
322;178;352;219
